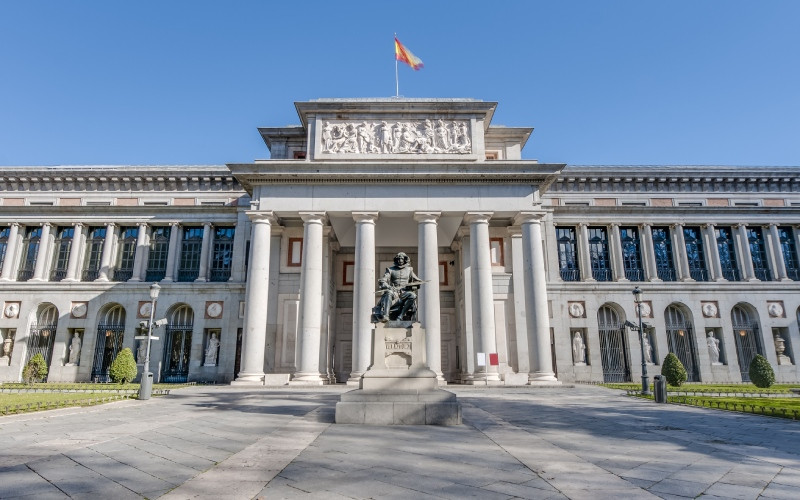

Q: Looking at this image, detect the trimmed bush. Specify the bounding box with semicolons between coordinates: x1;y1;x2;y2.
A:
23;353;48;384
108;348;138;384
748;354;775;388
661;352;687;387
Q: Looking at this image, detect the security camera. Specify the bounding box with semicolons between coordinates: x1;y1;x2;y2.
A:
642;322;654;331
623;320;639;330
139;320;149;329
154;318;168;328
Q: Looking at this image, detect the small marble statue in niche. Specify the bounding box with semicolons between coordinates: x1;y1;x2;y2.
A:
68;332;82;365
136;340;147;364
204;332;220;366
707;331;722;365
572;331;586;365
642;334;653;364
371;252;425;323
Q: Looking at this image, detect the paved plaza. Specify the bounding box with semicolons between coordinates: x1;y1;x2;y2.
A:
0;384;798;499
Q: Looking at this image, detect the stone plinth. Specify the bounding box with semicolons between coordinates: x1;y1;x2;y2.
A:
335;322;461;425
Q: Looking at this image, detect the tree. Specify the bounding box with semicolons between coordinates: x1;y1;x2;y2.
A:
748;354;775;388
22;353;48;384
108;348;138;384
661;352;687;387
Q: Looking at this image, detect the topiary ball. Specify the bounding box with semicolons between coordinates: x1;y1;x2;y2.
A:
748;354;775;388
661;352;687;387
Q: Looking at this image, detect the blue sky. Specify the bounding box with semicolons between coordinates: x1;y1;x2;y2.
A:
1;1;798;166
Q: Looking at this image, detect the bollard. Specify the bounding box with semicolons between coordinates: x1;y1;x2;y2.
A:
653;375;667;403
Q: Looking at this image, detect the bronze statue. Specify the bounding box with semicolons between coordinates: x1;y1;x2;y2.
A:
372;252;424;323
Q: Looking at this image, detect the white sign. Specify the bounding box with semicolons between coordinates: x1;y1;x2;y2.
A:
476;352;486;367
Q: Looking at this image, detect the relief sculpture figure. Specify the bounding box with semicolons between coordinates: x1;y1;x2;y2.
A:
372;252;425;323
321;119;471;154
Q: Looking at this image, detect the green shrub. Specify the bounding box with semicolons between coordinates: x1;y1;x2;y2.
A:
108;348;138;384
748;354;775;388
661;352;687;387
23;353;48;384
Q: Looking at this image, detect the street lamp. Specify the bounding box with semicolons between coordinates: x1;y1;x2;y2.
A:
137;283;160;400
632;287;652;396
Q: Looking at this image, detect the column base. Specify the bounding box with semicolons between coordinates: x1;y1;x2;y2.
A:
529;372;559;383
62;278;79;283
289;373;327;385
194;278;207;283
232;372;265;385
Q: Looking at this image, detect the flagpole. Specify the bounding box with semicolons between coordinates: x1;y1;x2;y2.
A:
394;34;399;97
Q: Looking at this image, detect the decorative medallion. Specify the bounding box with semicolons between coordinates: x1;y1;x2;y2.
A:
767;301;785;318
70;302;88;319
3;302;20;319
137;301;153;319
320;119;472;155
205;301;223;319
701;301;719;318
568;302;585;318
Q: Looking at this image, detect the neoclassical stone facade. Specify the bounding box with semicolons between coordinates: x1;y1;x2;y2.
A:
1;98;798;385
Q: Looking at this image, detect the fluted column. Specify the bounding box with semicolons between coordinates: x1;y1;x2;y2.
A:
350;212;378;382
576;223;594;282
416;211;443;380
162;222;180;282
97;223;116;281
702;224;724;281
465;212;500;381
0;223;20;281
130;223;148;282
735;223;756;280
640;223;660;281
292;212;326;384
767;224;789;280
516;212;558;382
672;223;692;281
64;223;85;282
196;222;213;282
31;223;52;282
236;213;275;383
609;223;627;281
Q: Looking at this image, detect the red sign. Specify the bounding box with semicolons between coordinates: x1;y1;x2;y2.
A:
489;353;499;366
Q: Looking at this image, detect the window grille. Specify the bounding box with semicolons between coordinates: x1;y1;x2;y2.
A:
50;227;73;281
588;227;612;281
145;226;171;282
683;227;709;281
210;226;234;282
620;227;644;281
82;226;105;281
114;226;138;281
747;227;773;281
716;227;740;281
778;226;799;280
177;226;203;282
556;227;580;281
651;226;676;281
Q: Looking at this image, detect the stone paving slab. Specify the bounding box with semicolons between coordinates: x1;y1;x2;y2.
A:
1;384;799;499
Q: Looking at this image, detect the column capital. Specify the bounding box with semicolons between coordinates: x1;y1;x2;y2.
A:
670;222;685;229
137;221;148;228
352;211;379;223
701;223;714;229
169;221;181;228
299;211;327;225
72;222;85;229
40;221;53;228
246;211;277;224
513;211;546;226
105;222;116;228
464;212;493;225
413;211;441;223
506;226;522;237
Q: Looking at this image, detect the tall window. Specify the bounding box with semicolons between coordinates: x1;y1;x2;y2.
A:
683;226;708;281
716;227;740;281
178;226;203;282
0;227;9;271
50;227;74;281
210;226;234;282
747;227;772;281
145;226;171;282
778;226;799;280
82;226;105;281
651;226;676;281
114;226;138;281
556;227;580;281
17;227;41;281
620;227;644;281
588;226;612;281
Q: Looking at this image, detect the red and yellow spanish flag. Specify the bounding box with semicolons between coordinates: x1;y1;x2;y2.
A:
395;36;424;70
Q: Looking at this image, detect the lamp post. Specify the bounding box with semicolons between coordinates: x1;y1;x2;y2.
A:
138;283;160;400
632;287;651;395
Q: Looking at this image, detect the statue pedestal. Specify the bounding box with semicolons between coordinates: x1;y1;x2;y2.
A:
335;322;461;425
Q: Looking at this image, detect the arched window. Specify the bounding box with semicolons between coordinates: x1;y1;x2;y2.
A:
162;305;194;383
597;305;630;382
26;304;58;367
731;304;762;381
91;305;126;382
664;304;699;381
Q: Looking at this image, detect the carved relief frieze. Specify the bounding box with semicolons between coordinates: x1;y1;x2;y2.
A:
320;119;471;155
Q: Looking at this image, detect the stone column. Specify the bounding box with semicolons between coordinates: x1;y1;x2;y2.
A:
0;223;20;281
196;222;213;282
671;223;692;281
416;212;443;380
640;223;660;281
97;223;117;281
31;223;52;282
609;223;627;281
508;228;530;374
768;224;789;281
64;223;84;282
576;223;595;282
236;213;275;383
292;212;326;384
702;224;724;281
455;231;476;381
516;212;558;382
465;212;500;381
130;223;148;282
162;222;181;282
350;212;378;382
735;223;756;280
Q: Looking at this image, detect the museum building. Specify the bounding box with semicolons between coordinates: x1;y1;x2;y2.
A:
0;98;799;386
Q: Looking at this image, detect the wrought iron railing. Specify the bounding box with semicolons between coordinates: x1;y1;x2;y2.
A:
721;267;740;281
177;269;199;282
656;267;677;281
689;268;709;281
50;269;68;281
753;268;773;281
208;269;231;282
145;270;166;282
113;269;133;282
624;268;645;281
17;269;34;281
787;268;800;281
560;268;581;282
82;269;100;281
592;268;613;281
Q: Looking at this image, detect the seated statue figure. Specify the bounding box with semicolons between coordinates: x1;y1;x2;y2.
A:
372;252;423;323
